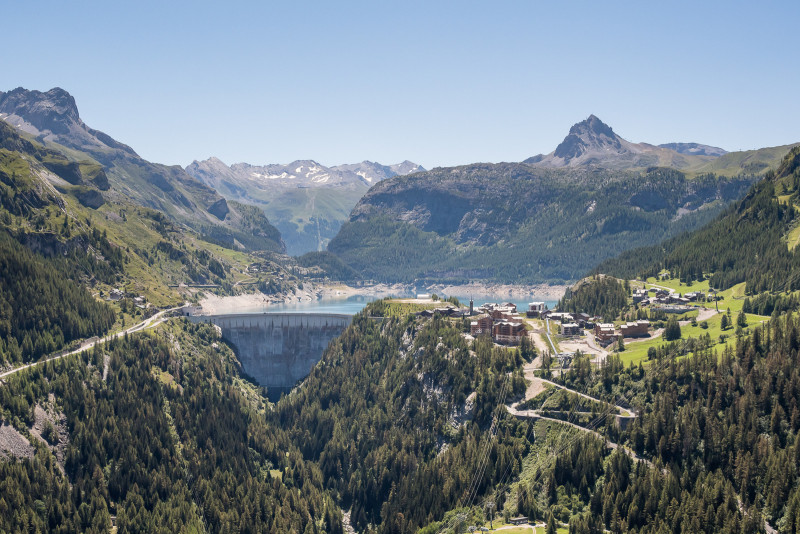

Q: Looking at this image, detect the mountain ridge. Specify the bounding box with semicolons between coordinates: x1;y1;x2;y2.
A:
185;156;424;255
0;86;284;253
524;114;721;170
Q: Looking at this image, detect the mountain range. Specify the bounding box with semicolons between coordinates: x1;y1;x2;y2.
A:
4;84;800;534
185;157;424;255
0;87;283;253
326;115;796;284
524;114;794;175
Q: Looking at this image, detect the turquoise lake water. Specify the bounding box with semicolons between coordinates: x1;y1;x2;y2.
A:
232;294;558;316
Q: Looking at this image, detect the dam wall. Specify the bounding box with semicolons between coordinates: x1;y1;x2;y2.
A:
189;313;352;394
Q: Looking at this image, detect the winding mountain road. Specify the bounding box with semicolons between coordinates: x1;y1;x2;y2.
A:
0;306;182;383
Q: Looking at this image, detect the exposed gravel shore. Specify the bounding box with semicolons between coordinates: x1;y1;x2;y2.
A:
198;282;567;314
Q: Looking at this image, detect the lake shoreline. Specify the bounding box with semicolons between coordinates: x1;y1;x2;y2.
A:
198;281;567;315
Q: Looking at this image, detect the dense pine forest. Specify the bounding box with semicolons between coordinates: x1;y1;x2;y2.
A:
524;311;800;533
0;231;116;364
3;89;800;533
275;308;531;533
558;275;630;320
597;146;800;293
0;321;339;533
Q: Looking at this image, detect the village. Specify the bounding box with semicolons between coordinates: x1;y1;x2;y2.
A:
410;282;722;369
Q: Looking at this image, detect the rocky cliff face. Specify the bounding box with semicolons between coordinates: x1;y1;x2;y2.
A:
0;87;284;253
0;87;82;137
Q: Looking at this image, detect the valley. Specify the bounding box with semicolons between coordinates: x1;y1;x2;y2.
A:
185;157;425;255
1;87;799;534
4;2;800;532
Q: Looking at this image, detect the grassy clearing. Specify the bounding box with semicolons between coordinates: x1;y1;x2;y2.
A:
645;277;752;314
619;310;769;366
381;300;443;317
787;223;800;250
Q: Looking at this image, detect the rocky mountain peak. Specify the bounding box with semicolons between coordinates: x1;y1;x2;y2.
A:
0;87;82;135
658;142;728;157
553;115;622;161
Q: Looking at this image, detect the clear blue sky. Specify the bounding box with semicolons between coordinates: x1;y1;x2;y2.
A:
2;0;798;169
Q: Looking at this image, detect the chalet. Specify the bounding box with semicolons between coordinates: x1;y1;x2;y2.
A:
547;312;574;324
502;302;517;312
632;289;649;304
685;291;705;301
108;288;124;301
509;516;529;526
620;319;650;338
527;302;546;317
595;323;617;344
492;321;525;345
561;322;581;336
575;312;592;327
654;289;670;299
478;302;500;313
470;315;493;336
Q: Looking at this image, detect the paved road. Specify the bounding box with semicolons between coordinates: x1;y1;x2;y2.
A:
508;406;651;466
533;377;634;417
0;306;182;382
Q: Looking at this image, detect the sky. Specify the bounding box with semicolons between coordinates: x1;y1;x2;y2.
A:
2;0;799;169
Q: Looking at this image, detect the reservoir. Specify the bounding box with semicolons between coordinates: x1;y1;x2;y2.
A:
194;293;558;398
221;294;558;316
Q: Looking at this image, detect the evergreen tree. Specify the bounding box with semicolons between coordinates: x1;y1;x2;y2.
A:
546;512;557;534
737;310;748;328
664;316;681;341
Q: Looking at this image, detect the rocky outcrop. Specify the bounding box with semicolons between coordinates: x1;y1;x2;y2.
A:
207;198;229;220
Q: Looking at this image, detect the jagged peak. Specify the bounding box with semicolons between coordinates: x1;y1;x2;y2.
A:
569;114;616;138
553;114;622;161
0;86;82;135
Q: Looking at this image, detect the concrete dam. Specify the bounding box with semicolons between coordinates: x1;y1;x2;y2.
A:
190;313;352;395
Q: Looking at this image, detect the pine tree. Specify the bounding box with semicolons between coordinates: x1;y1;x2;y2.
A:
737;310;747;328
546;511;557;534
664;316;681;341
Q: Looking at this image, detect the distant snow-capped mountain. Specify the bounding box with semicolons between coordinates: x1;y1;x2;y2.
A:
185;157;424;255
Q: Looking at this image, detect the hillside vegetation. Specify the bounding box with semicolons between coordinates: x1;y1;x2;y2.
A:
0;88;285;255
598;146;800;293
276;306;530;532
0;113;295;367
0;321;339;533
329;165;756;284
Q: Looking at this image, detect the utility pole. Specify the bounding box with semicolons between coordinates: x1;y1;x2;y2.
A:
486;501;495;530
